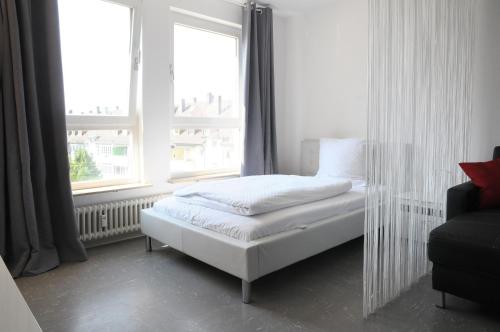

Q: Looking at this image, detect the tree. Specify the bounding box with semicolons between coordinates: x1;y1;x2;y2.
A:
70;148;102;182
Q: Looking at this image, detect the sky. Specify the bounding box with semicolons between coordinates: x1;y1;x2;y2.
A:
174;24;239;118
58;0;131;116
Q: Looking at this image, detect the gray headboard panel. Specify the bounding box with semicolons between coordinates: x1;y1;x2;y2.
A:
301;139;320;176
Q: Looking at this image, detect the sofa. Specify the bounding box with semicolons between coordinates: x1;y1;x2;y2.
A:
428;146;500;308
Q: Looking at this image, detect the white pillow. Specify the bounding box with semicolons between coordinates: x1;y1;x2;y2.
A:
316;138;366;180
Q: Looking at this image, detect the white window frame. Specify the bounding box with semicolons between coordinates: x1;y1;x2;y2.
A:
169;10;243;179
64;0;142;191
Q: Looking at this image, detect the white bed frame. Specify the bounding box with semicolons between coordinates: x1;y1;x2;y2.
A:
140;139;365;303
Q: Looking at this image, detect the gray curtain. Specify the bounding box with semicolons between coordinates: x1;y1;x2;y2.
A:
0;0;87;277
241;5;278;176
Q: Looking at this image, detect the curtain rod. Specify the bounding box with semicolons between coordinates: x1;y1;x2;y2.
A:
222;0;271;10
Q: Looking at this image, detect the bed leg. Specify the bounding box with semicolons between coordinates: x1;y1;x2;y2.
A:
242;280;251;304
436;291;446;309
145;236;152;252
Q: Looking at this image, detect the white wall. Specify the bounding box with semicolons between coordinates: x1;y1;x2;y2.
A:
273;14;293;173
275;14;306;175
74;0;242;206
302;0;368;141
274;0;500;175
470;0;500;161
275;0;368;174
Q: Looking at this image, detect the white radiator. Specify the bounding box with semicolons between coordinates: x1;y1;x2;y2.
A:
75;194;167;242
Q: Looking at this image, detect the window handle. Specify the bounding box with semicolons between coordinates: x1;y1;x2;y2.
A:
170;64;175;81
133;50;141;71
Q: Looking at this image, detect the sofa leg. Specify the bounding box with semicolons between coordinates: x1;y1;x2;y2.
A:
145;236;152;252
436;291;446;309
242;280;251;304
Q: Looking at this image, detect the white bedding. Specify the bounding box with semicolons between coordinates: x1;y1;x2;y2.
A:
173;175;352;216
154;184;366;242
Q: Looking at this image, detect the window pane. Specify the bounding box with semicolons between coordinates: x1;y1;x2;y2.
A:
58;0;132;116
171;128;241;173
174;24;239;119
67;130;133;183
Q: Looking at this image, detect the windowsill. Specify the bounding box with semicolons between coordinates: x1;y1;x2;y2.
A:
72;182;152;196
72;172;240;197
168;171;240;184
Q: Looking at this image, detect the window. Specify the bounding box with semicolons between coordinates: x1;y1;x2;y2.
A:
58;0;141;190
170;12;242;178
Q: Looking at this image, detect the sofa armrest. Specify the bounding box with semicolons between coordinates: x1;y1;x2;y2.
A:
446;182;480;220
494;146;500;160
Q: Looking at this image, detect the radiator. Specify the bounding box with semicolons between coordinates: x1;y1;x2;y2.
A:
75;194;167;242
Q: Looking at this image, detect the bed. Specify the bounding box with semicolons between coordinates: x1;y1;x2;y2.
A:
140;139;366;303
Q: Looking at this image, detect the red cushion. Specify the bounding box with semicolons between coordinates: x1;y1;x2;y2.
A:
459;159;500;209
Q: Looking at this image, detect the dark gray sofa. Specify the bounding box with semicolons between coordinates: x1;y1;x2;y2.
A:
428;146;500;308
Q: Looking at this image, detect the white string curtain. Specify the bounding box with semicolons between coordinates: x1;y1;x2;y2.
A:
364;0;475;317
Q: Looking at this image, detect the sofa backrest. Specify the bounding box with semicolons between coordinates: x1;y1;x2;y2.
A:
494;146;500;160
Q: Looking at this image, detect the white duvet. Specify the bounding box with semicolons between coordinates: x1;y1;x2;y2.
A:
154;184;366;241
173;175;352;216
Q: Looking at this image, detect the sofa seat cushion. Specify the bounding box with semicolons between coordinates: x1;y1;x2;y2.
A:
428;209;500;275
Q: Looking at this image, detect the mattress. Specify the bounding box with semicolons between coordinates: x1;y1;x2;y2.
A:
153;184;366;242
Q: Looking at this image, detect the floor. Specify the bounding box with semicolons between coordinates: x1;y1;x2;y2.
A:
16;237;500;332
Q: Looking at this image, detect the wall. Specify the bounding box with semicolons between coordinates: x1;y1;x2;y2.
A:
274;0;500;174
275;0;369;175
275;14;306;175
302;0;368;141
74;0;242;206
273;15;289;173
470;0;500;161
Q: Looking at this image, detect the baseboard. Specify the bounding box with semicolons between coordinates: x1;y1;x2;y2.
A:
83;231;145;249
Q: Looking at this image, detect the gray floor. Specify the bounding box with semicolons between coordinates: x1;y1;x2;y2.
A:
16;237;500;332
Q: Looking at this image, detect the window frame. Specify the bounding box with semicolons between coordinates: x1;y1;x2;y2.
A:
62;0;143;191
169;10;243;180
